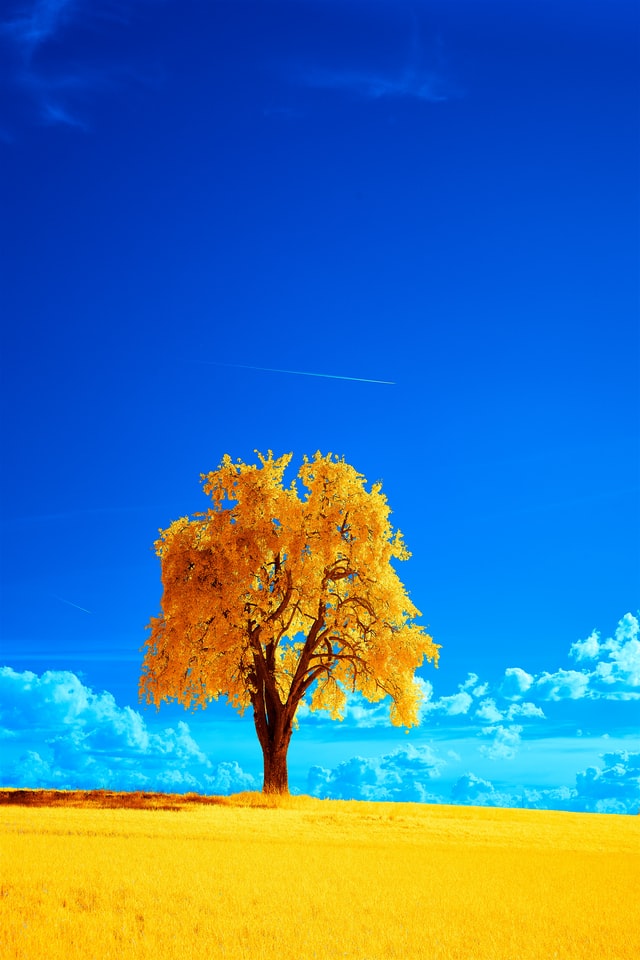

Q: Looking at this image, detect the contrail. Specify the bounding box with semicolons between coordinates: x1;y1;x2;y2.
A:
54;595;92;615
192;361;394;385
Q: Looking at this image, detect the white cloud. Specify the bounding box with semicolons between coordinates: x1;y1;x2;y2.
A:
500;667;534;700
568;613;640;698
570;629;601;662
473;697;544;727
615;612;639;644
0;667;257;793
604;614;640;686
506;701;545;720
428;690;473;716
460;673;489;697
611;646;640;688
478;724;523;761
535;668;590;701
474;698;504;724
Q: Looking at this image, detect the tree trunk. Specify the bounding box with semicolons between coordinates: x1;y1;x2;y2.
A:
252;694;294;795
249;643;296;795
262;740;290;794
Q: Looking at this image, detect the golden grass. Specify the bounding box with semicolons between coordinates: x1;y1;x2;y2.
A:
1;790;638;960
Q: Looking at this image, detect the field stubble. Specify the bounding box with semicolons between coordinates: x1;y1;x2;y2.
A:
0;790;638;960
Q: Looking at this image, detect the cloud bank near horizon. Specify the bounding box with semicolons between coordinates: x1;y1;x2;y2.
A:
300;613;640;768
307;744;640;815
1;613;638;812
0;666;258;794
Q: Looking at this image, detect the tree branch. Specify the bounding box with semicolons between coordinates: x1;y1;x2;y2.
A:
265;567;293;626
287;601;327;705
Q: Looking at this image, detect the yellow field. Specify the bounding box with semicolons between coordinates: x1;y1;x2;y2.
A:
1;791;638;960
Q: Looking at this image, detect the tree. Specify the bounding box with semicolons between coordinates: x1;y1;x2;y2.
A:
139;451;440;794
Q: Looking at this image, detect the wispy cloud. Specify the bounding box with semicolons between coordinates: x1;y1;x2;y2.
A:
2;0;76;58
304;66;450;103
16;60;117;128
298;18;456;105
40;99;87;128
1;0;151;132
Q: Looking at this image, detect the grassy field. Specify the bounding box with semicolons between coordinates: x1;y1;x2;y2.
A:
1;790;638;960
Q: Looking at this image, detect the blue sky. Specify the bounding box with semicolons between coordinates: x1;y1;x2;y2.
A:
1;0;638;812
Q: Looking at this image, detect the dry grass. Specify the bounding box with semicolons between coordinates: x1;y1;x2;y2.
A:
1;789;638;959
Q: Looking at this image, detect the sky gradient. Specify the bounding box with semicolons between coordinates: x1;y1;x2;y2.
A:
1;0;639;812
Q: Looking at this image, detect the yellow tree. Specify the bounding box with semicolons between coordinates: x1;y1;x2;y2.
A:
140;451;439;794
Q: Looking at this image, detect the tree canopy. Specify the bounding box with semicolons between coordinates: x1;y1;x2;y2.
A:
139;451;439;793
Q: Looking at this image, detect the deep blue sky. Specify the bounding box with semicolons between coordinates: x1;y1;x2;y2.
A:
1;0;638;810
